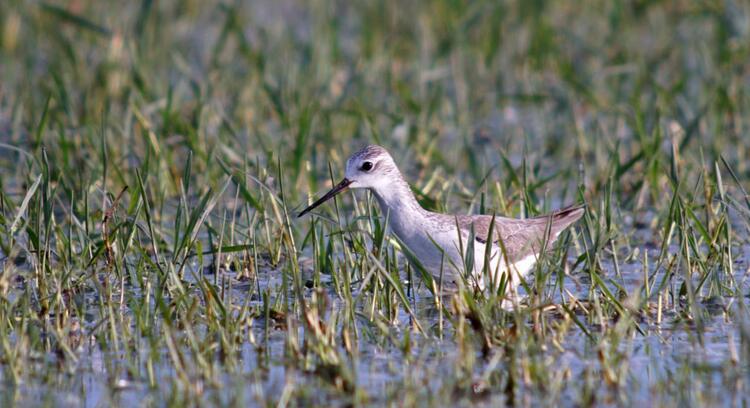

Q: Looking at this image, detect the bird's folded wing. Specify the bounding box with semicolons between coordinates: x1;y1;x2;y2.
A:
465;205;584;262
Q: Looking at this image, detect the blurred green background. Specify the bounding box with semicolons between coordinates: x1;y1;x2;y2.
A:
2;0;749;209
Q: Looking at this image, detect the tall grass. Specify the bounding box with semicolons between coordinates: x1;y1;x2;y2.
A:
0;0;749;405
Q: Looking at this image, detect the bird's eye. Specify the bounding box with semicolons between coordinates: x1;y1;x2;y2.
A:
360;161;373;171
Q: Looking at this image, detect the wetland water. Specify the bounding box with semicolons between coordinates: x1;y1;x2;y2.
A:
3;202;749;407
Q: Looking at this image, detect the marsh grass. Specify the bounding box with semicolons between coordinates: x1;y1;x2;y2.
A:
1;0;750;406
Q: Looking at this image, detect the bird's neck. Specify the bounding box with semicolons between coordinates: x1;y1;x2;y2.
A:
371;178;427;226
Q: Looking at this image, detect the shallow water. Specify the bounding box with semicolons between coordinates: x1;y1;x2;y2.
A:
4;233;748;407
1;178;748;406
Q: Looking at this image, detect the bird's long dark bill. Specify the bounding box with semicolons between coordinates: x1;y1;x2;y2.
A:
298;178;352;217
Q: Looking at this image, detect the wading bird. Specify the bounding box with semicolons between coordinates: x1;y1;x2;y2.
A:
299;145;584;300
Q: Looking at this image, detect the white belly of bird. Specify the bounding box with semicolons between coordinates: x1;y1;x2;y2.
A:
471;242;537;292
401;229;537;293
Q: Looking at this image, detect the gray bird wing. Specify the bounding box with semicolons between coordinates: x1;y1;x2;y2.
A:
457;204;585;262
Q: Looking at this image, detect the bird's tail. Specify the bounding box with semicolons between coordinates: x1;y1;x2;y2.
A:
542;203;586;232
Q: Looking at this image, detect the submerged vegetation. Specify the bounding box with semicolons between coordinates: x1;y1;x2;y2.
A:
1;0;750;406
